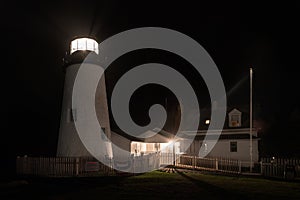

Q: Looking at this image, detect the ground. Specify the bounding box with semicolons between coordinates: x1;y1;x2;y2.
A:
1;170;300;199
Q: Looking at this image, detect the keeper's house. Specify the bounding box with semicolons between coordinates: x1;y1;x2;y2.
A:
111;107;260;164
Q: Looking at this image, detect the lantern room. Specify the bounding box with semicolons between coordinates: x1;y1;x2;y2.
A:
70;37;99;54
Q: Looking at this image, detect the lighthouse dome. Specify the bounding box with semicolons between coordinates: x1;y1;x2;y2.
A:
70;37;99;54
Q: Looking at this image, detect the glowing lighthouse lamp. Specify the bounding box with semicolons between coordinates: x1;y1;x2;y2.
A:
70;37;99;54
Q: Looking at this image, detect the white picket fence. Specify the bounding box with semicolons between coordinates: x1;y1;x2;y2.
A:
16;153;160;177
17;154;299;178
160;153;260;174
261;157;300;179
16;156;115;177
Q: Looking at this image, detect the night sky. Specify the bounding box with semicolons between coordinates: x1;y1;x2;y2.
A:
1;1;300;173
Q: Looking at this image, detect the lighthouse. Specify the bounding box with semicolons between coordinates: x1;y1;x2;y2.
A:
57;37;112;157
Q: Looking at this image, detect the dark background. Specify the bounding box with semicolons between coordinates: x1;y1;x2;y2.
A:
1;1;299;175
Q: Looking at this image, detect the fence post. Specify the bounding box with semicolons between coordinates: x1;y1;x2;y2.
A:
239;161;242;174
75;157;79;176
193;156;196;170
132;154;135;174
215;158;218;171
260;161;263;175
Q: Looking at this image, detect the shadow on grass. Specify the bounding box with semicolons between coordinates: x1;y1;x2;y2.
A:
174;168;249;200
0;176;128;199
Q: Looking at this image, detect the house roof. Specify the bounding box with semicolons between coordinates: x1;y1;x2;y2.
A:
195;134;259;140
229;108;242;115
111;128;174;143
198;105;252;130
111;105;259;142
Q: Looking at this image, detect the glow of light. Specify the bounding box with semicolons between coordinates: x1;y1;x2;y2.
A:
70;38;99;54
205;119;210;124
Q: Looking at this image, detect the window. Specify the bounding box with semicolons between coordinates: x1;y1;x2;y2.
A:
231;114;240;126
146;143;155;152
231;114;239;122
228;109;242;127
230;141;237;152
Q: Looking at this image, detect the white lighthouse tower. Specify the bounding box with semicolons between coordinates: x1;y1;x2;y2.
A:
57;37;111;157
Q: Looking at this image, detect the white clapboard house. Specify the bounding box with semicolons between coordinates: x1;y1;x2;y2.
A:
111;106;260;164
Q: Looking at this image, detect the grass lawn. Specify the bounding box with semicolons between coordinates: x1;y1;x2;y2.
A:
1;170;300;199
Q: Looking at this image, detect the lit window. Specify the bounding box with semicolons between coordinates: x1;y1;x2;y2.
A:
70;38;99;54
205;119;210;125
87;39;94;50
71;40;77;51
230;141;237;152
77;39;85;50
141;143;147;152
